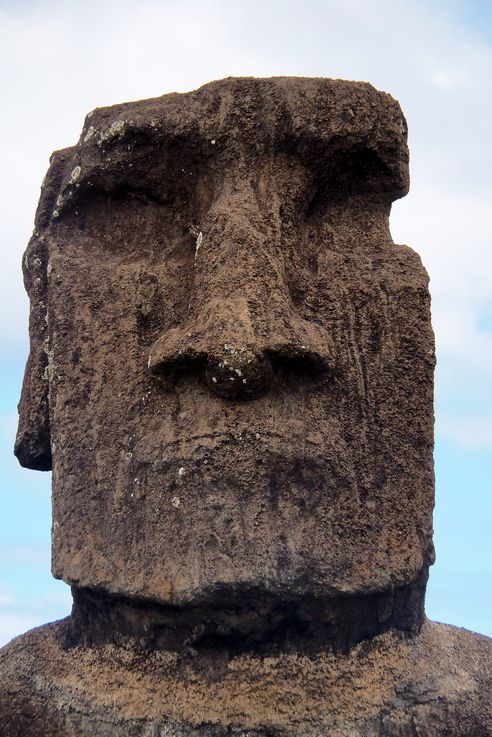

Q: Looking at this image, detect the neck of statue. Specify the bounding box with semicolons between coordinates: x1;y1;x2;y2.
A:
64;570;428;657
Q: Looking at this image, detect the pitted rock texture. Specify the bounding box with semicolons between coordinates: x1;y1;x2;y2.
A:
1;619;491;736
3;77;490;736
64;577;427;656
15;77;434;607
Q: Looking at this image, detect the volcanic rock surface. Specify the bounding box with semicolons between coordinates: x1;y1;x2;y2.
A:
1;618;491;736
15;77;433;606
1;77;491;736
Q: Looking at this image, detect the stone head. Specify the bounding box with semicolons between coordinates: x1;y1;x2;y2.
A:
15;78;435;615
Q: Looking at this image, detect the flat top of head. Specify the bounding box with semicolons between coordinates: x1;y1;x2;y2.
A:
40;77;408;228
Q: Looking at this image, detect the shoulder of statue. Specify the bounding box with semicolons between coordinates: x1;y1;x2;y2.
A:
392;620;492;735
0;620;69;736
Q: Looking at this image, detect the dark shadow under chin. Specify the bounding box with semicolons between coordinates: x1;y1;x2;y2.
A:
64;568;428;659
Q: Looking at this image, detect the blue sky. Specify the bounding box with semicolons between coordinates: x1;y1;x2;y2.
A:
0;0;491;645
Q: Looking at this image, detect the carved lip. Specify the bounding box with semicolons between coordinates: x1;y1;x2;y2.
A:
139;428;325;460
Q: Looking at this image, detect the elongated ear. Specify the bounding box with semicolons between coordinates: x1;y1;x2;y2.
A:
14;150;69;471
14;234;51;470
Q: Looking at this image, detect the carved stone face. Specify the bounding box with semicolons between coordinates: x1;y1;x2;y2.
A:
16;78;435;607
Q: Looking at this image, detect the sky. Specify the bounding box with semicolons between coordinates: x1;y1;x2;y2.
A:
0;0;491;646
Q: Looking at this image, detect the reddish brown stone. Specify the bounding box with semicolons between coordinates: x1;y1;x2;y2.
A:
1;77;490;735
16;77;432;605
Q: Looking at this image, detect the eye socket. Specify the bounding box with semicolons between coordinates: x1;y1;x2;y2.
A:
305;148;393;217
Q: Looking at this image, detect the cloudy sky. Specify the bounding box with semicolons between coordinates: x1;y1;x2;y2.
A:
0;0;491;646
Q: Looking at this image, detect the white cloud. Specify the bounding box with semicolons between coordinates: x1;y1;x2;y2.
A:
431;67;470;91
0;613;41;648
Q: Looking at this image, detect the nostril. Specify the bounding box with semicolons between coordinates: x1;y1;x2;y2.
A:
267;346;333;387
148;338;334;397
148;347;207;388
205;347;273;400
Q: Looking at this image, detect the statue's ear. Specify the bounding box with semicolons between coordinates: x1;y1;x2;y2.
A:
15;234;51;470
14;150;69;471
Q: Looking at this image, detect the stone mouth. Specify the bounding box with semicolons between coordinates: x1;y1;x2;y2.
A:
65;570;428;657
131;426;327;466
158;429;289;452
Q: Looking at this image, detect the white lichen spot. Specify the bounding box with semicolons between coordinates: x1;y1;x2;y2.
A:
212;376;217;383
171;496;180;508
178;466;185;477
189;225;203;265
83;126;95;143
110;120;125;136
52;210;59;218
211;139;216;145
69;166;81;184
195;231;203;260
97;119;127;148
56;195;64;208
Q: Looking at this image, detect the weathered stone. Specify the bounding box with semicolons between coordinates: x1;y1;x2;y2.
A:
1;619;491;736
16;77;432;606
1;77;490;736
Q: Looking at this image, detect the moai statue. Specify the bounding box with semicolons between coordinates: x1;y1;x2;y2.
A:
1;78;490;736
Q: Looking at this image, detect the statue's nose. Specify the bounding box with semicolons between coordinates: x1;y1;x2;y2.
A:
205;344;273;399
148;295;332;400
147;182;333;399
148;296;274;400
